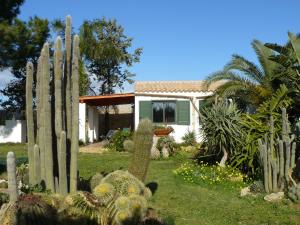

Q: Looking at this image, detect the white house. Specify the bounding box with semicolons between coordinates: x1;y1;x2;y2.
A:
134;81;218;142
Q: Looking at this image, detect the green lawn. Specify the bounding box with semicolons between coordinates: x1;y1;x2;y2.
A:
1;143;300;225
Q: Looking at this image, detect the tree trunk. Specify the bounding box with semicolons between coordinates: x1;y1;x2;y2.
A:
219;146;228;167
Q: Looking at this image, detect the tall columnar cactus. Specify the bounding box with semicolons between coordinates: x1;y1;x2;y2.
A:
258;108;296;193
128;119;153;182
25;15;79;194
7;152;18;203
26;62;34;185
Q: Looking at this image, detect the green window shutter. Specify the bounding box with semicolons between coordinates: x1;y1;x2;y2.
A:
177;101;190;125
139;101;152;121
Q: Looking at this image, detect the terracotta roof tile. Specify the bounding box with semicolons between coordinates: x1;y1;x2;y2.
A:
135;80;224;93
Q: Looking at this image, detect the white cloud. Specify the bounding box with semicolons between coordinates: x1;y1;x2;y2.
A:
0;69;13;90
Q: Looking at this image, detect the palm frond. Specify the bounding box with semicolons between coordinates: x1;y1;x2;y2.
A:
224;54;264;83
252;39;278;79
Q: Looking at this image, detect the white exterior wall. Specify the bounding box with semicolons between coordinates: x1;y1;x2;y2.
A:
87;105;100;143
79;103;86;143
134;91;213;143
0;119;26;143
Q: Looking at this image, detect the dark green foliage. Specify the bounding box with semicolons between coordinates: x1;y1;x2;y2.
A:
79;18;142;94
200;101;245;167
109;130;131;152
0;16;50;111
232;85;293;175
129;119;153;182
0;0;24;24
182;131;197;146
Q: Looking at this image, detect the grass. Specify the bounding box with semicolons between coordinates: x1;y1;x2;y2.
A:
1;144;300;225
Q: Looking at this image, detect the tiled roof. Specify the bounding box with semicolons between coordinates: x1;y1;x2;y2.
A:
135;80;223;93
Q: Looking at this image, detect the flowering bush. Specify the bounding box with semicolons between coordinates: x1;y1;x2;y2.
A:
173;161;249;187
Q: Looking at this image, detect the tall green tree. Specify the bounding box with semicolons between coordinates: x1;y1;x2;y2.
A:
80;18;142;95
205;40;279;110
0;16;50;111
0;0;24;24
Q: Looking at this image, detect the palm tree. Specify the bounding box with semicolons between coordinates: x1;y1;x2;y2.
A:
205;40;279;110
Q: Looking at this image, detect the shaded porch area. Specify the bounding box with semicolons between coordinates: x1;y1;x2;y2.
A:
79;93;135;143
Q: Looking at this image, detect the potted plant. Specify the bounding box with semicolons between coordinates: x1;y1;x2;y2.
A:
153;125;174;136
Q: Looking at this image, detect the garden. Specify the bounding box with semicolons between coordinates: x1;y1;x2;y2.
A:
1;2;300;225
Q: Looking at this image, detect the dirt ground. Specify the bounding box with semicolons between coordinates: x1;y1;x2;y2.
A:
79;141;109;154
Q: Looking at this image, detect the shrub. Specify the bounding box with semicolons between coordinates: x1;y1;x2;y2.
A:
110;130;132;152
200;101;245;167
182;131;197;146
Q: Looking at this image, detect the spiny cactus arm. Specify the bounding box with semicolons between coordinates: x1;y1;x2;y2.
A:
281;108;288;138
278;139;284;180
7;152;18;203
33;144;41;184
37;54;46;182
128;119;153;182
59;131;68;195
54;37;63;138
65;15;72;138
285;138;291;182
26;61;35;185
70;34;80;193
271;159;278;193
42;43;55;192
258;139;269;193
291;141;296;169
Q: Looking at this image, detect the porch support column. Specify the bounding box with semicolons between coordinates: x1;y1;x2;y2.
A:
88;106;94;143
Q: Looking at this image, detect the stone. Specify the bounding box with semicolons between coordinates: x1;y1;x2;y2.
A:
240;186;251;197
161;147;169;158
264;192;284;202
151;136;161;159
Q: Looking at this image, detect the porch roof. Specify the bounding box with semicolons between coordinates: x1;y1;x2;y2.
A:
79;93;135;106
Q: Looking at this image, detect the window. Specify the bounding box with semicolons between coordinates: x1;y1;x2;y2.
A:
152;101;176;123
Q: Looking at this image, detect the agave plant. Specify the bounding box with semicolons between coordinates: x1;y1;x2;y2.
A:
200;101;245;167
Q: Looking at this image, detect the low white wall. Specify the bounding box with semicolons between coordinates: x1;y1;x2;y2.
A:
79;103;86;143
135;91;213;143
0;119;26;143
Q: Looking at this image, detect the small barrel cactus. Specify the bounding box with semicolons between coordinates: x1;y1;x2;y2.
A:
93;183;116;205
123;140;134;152
114;196;130;211
90;173;104;191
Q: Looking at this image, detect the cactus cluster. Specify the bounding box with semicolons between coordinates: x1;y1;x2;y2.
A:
91;170;151;224
258;108;296;193
26;15;79;194
128;119;153;182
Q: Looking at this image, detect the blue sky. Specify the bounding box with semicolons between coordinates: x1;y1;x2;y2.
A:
2;0;300;92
